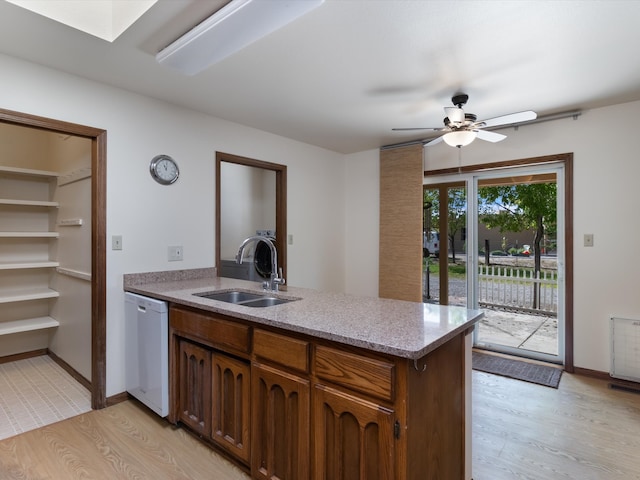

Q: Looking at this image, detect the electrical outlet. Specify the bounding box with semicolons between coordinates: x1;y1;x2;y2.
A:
584;234;594;247
112;235;122;250
168;246;183;261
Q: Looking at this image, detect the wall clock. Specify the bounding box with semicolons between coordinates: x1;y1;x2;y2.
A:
150;154;179;185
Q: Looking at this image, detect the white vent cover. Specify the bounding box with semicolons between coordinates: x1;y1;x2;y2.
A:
610;317;640;382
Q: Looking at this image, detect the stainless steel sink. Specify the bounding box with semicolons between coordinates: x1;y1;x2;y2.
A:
194;290;297;308
241;297;290;308
196;290;265;303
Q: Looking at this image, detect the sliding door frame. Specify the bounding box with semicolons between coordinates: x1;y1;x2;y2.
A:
425;153;574;372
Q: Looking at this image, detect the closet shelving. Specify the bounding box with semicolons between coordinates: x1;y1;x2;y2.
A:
0;165;60;336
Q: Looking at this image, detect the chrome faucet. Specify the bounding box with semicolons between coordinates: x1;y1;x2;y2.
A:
236;235;285;292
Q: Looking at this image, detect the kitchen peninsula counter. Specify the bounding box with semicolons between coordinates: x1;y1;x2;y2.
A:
124;268;483;360
124;268;482;479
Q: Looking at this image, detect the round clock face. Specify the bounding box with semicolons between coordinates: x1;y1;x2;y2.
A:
150;155;179;185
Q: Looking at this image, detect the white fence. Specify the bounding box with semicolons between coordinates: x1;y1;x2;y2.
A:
478;265;557;315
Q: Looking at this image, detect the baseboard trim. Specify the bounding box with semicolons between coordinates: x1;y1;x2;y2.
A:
106;391;131;407
0;349;48;364
573;366;640;390
47;349;91;391
573;366;610;381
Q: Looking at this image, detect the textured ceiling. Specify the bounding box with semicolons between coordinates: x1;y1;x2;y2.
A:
1;0;640;153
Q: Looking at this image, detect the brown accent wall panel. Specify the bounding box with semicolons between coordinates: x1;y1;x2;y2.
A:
379;145;423;302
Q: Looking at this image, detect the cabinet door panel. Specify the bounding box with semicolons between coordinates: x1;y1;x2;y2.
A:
252;362;310;480
178;340;211;436
211;353;251;464
314;384;394;480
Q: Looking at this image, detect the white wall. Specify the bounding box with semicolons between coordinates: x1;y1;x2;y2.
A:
0;53;346;397
344;148;379;297
49;135;93;381
344;100;640;374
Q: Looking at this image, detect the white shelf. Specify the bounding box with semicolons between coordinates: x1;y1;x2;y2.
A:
0;198;59;207
0;165;64;351
56;267;91;282
0;231;59;238
0;166;59;178
0;261;60;270
0;316;59;336
0;289;60;304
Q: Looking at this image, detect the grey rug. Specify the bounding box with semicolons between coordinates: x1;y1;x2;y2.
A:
472;351;563;388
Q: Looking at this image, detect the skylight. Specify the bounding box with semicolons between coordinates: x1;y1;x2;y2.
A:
5;0;157;42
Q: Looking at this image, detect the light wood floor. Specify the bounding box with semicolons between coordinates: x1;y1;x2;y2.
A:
0;372;638;479
0;400;249;480
472;371;640;479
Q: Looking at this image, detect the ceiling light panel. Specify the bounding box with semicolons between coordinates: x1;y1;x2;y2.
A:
156;0;325;76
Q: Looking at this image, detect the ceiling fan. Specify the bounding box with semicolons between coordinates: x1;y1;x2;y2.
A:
392;93;537;147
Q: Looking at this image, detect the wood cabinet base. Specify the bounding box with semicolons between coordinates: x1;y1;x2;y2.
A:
169;305;470;480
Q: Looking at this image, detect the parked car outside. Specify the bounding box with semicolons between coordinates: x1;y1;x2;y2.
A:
423;231;439;257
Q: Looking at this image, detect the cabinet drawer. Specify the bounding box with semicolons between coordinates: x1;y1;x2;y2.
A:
170;306;250;354
254;329;309;373
315;346;395;402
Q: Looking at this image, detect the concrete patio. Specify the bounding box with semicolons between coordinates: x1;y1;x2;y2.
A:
476;309;558;356
424;259;559;357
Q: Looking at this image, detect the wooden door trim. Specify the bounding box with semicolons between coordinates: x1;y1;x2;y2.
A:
0;108;107;408
215;152;287;282
425;153;574;371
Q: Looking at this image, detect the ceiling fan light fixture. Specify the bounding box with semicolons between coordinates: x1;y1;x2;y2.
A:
443;130;477;147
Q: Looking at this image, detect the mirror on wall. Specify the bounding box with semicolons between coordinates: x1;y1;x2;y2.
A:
215;152;287;282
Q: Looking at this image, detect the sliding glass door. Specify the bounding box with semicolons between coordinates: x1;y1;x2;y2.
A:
423;183;467;308
425;163;565;364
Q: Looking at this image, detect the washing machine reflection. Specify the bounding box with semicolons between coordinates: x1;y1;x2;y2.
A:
220;230;276;281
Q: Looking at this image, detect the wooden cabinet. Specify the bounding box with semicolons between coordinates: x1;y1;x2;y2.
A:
251;362;310;480
177;339;211;437
169;305;469;480
313;345;396;480
313;383;395;480
171;306;252;467
251;329;310;480
315;345;395;402
0;166;60;345
211;352;251;464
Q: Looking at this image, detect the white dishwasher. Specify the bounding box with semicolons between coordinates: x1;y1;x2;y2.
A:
125;292;168;417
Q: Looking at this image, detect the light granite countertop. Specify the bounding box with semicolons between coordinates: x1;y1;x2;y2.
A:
124;268;483;360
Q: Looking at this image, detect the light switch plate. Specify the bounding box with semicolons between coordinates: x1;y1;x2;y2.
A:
168;245;183;261
112;235;122;250
584;234;594;247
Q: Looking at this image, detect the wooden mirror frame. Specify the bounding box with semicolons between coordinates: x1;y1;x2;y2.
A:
215;152;287;282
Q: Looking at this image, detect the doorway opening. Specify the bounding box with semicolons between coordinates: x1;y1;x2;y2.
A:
0;108;107;409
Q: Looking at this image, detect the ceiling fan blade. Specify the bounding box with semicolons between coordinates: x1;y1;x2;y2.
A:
475;130;507;143
478;110;537;128
391;127;443;131
445;107;464;124
423;135;445;147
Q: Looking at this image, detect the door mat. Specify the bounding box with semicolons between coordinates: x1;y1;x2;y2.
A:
472;351;563;388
